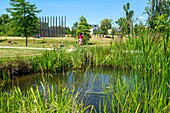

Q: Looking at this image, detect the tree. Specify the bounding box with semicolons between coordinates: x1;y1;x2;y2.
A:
65;27;71;35
6;0;41;46
76;16;91;44
111;27;116;36
100;19;112;35
144;0;169;56
133;19;146;36
123;2;134;35
0;14;10;36
145;0;170;29
154;14;169;32
71;22;78;37
115;2;134;36
115;17;126;34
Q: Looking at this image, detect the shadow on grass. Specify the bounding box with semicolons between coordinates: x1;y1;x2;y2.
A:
0;39;7;42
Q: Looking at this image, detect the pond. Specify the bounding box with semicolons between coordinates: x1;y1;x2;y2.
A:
4;67;140;112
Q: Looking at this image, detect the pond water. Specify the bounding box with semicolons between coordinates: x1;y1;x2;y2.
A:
4;67;139;112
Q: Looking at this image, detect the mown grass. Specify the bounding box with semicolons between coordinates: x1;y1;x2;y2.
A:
0;36;112;48
0;37;77;48
0;31;169;112
0;36;112;59
0;48;43;58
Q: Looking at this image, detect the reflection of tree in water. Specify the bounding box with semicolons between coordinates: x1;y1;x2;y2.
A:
4;72;70;92
3;67;142;113
3;74;41;92
66;67;133;93
4;67;140;94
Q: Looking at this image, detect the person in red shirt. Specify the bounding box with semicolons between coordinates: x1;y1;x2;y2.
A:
78;33;83;45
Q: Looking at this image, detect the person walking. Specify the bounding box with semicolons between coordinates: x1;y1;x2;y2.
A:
78;33;83;45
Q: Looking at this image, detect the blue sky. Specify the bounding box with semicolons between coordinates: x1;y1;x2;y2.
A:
0;0;148;28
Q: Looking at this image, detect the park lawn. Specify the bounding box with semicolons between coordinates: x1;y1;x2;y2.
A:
0;36;78;48
0;36;113;58
0;48;44;58
0;36;113;48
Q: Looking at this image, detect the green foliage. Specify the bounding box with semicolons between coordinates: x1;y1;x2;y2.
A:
0;14;10;36
145;0;170;29
6;0;41;37
71;22;78;37
76;16;91;44
0;31;169;112
115;17;126;34
116;2;134;35
65;27;71;35
111;27;116;35
0;29;169;112
155;14;170;32
0;83;90;112
100;18;112;35
123;2;134;35
134;21;146;35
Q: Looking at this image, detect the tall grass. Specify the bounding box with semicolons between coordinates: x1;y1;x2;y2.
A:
0;81;92;112
0;30;169;112
102;31;169;112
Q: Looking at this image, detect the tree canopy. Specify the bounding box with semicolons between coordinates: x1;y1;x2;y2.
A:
123;2;134;35
0;14;10;36
145;0;170;29
100;18;112;35
6;0;41;46
76;16;91;44
115;17;126;34
71;22;78;37
144;0;170;33
115;2;134;35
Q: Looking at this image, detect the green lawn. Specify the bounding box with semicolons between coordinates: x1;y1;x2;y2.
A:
0;36;113;47
0;48;44;58
0;36;114;58
0;37;78;48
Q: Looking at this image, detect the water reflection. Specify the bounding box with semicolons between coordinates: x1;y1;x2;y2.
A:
4;67;139;112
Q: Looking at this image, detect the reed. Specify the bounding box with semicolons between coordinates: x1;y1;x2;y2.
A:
101;30;169;112
0;30;169;112
0;82;93;112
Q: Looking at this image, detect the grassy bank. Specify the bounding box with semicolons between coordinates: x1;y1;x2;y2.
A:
0;31;169;112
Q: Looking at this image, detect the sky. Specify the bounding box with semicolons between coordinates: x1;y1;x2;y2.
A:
0;0;148;28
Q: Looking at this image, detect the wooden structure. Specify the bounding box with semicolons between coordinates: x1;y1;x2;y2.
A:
39;16;66;37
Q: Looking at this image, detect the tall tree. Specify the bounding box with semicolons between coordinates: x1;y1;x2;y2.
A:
100;18;112;35
6;0;41;46
76;16;91;44
123;2;134;35
115;2;134;35
145;0;170;29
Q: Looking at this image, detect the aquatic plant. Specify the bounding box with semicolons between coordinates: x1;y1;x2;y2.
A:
0;81;93;112
0;29;169;112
